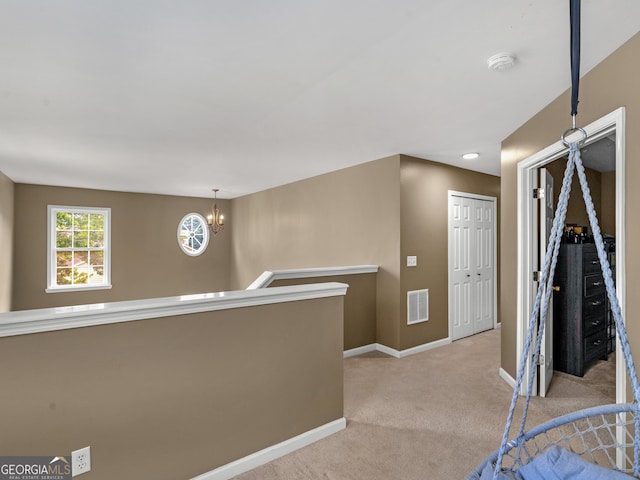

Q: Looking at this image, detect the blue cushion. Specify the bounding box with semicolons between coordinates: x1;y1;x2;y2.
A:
478;461;522;480
518;446;633;480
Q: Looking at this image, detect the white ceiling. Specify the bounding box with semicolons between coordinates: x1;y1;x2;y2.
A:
0;1;638;199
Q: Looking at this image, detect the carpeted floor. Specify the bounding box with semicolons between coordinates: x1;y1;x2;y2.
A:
232;328;615;479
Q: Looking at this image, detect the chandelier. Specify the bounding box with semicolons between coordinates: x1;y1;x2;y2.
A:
207;188;224;234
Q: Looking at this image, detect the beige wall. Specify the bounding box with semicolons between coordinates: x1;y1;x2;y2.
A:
12;184;231;310
500;32;640;377
0;295;344;480
0;170;14;312
272;272;377;350
399;156;500;350
230;156;402;349
8;151;499;352
230;154;500;351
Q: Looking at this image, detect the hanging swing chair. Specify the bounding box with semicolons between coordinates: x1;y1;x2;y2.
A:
467;2;640;479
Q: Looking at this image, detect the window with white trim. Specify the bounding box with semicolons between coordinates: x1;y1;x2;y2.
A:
177;213;209;256
47;206;111;292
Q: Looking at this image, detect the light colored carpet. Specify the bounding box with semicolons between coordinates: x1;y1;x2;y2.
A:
233;328;615;479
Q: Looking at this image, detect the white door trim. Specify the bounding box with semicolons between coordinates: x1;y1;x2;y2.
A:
448;191;498;341
516;107;626;404
539;168;554;397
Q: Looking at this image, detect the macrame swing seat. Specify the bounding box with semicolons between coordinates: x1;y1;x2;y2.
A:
466;141;640;480
467;3;640;478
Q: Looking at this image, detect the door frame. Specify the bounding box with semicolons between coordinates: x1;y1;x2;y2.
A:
447;190;498;341
538;168;554;397
516;107;626;403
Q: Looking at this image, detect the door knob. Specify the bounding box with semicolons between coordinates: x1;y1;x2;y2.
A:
552;285;560;292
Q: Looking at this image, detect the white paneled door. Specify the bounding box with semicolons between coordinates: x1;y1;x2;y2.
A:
449;193;496;341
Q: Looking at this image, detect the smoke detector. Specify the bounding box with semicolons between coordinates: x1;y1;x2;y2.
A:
487;53;516;71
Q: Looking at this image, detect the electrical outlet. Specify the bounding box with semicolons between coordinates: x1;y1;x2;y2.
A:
71;446;91;477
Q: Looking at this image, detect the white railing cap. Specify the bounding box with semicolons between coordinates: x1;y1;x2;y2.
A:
247;265;379;289
0;282;348;338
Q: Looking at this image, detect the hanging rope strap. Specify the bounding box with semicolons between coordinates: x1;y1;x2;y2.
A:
563;0;587;146
491;144;640;480
570;0;581;118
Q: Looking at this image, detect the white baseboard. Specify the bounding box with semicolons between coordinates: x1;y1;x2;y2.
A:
191;417;346;480
374;343;402;358
345;337;452;359
499;368;516;389
394;337;451;358
343;344;377;358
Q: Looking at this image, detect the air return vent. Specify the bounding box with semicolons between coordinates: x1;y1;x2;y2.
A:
407;289;429;325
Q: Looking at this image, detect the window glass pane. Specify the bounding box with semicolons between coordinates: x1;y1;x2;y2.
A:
75;251;89;265
56;251;72;267
89;251;103;266
89;214;104;231
56;231;73;248
90;231;104;248
74;213;89;230
92;266;104;277
56;212;72;230
74;232;88;248
56;268;73;285
88;268;103;284
73;267;90;285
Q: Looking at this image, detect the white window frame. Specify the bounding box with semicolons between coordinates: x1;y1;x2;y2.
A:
46;205;112;293
177;213;210;257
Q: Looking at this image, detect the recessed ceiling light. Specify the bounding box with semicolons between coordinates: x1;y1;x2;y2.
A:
487;52;516;71
462;152;479;160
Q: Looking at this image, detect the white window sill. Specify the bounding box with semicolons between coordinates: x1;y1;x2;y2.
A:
46;284;113;294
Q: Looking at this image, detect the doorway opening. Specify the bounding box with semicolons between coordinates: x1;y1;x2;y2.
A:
516;107;625;402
